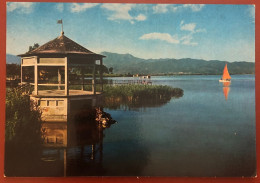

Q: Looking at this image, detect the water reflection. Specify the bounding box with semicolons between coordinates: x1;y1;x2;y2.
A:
103;93;183;110
5;89;182;176
222;82;231;101
5;98;116;176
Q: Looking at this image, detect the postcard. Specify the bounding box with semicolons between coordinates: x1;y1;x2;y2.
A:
4;2;256;177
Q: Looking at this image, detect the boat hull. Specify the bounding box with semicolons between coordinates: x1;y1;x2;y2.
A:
219;79;231;83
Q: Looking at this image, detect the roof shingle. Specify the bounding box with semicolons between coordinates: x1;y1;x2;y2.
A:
19;34;105;58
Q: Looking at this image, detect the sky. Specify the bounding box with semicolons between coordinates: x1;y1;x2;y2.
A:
6;3;255;62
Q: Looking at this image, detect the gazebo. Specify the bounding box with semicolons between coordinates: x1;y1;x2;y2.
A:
19;32;105;121
19;32;105;97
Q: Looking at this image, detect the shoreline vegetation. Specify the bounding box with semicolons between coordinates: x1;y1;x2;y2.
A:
103;85;184;109
5;84;184;142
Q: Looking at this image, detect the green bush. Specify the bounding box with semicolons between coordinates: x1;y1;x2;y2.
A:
5;88;43;144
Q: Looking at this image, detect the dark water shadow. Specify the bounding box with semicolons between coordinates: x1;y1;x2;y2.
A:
5;98;150;176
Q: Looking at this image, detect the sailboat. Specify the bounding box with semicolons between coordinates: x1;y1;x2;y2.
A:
219;64;231;82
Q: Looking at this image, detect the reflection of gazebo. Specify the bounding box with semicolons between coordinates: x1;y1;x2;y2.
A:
19;32;105;97
18;32;105;121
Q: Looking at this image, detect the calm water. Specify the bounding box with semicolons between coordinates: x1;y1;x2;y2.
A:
5;75;256;177
102;75;256;176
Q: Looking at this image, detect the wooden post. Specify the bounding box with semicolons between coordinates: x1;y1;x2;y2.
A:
100;58;103;92
34;57;38;95
65;57;69;96
92;63;96;95
58;68;61;90
81;68;84;91
91;144;96;160
63;149;66;177
21;64;23;84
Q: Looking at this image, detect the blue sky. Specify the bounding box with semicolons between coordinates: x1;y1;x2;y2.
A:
6;3;255;62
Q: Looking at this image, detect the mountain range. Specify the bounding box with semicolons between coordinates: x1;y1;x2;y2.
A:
6;52;255;75
101;52;255;75
6;54;20;64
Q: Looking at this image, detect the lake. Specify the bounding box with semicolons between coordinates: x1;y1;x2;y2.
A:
101;75;256;176
4;75;256;177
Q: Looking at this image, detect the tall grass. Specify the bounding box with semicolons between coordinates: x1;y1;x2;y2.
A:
103;84;183;109
5;88;43;144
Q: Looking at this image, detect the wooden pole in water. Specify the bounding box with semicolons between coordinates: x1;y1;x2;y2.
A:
63;149;66;177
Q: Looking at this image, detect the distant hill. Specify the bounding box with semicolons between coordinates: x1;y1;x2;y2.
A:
6;52;255;75
6;54;20;64
101;52;255;75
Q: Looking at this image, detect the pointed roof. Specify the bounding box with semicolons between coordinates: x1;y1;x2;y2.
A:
19;33;105;58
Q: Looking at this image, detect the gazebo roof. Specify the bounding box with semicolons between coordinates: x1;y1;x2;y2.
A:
19;33;105;58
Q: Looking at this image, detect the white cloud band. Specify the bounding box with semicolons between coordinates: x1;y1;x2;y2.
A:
7;2;35;14
70;3;99;13
140;32;180;44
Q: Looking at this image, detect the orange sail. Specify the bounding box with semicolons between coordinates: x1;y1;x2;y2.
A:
222;64;231;80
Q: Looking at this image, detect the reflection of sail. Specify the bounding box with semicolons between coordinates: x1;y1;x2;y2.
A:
223;82;230;87
222;82;230;101
223;87;230;101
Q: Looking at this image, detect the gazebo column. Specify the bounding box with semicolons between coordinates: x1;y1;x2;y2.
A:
34;57;38;95
58;68;61;90
92;64;96;95
99;58;103;92
81;68;84;91
21;64;23;84
65;57;69;96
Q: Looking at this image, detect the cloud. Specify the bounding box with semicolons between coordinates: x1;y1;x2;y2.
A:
140;19;206;46
180;22;196;32
152;4;205;14
70;3;99;13
195;28;207;33
135;14;147;21
171;5;180;12
179;20;206;45
180;20;206;33
101;4;134;21
7;2;35;14
140;32;179;44
180;34;198;46
56;3;64;12
182;4;205;12
101;4;146;23
153;4;170;14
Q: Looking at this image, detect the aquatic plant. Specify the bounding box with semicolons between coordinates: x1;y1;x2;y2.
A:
103;84;183;109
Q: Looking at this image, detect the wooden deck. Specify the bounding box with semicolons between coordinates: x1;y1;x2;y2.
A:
32;90;102;97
